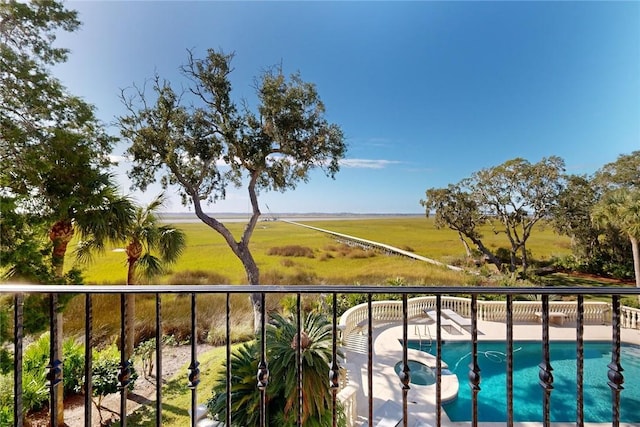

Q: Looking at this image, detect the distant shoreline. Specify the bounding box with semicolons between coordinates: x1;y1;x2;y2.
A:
158;212;423;223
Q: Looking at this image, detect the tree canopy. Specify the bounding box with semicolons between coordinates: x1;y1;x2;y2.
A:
119;49;346;330
423;156;566;273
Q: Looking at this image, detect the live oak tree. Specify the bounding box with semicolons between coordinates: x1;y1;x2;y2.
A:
595;150;640;190
420;184;503;270
119;49;346;331
467;157;565;273
552;174;602;262
423;157;565;274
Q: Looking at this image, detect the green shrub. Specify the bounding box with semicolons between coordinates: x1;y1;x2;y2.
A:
134;338;156;378
23;333;86;396
63;339;85;394
0;405;11;426
23;332;50;373
0;374;14;424
0;348;12;374
22;369;48;413
92;345;137;415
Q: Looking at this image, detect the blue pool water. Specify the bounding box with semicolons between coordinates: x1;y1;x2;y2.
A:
408;340;640;423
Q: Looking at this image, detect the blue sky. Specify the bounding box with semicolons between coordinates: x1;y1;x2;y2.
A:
54;1;639;214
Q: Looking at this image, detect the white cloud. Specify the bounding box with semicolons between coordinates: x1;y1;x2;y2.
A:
340;158;401;169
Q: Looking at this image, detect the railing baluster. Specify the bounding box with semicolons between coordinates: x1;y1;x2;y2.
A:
608;295;624;427
14;294;24;427
296;293;303;426
400;294;410;427
435;295;442;427
46;293;62;427
117;293;131;427
4;284;640;427
187;293;200;427
506;295;513;427
155;293;163;427
257;292;269;427
538;295;553;427
469;294;480;427
330;292;340;427
84;294;93;427
367;293;373;426
226;293;232;427
576;295;584;427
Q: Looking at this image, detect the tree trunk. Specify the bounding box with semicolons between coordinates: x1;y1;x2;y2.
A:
125;241;142;360
469;236;502;272
238;245;262;333
50;220;74;277
125;265;136;360
630;236;640;304
458;232;472;257
509;250;517;273
521;245;529;274
49;220;73;427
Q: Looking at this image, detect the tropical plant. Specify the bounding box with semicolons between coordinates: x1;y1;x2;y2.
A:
207;312;344;426
78;194;185;357
592;188;640;301
62;339;85;394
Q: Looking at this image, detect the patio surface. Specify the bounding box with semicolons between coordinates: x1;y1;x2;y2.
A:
342;316;640;427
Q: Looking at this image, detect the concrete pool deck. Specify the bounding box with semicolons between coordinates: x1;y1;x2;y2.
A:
342;318;640;427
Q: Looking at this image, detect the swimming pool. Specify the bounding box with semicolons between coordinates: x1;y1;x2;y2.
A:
409;340;640;423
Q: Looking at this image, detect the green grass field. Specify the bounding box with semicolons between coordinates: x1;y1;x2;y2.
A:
69;216;572;286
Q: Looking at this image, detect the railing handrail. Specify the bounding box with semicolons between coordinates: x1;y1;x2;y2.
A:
4;283;639;426
1;283;639;295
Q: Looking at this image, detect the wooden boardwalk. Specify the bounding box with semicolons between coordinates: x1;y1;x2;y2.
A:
281;220;464;272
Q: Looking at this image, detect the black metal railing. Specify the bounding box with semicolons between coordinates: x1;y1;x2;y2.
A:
2;284;640;427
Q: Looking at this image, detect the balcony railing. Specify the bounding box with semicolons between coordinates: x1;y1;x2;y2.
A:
2;283;640;427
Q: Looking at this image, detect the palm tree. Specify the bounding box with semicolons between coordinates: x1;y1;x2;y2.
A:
121;195;185;357
208;311;344;426
49;175;135;426
592;188;640;301
78;194;186;357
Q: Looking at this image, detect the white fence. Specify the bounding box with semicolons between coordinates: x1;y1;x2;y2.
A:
338;296;620;340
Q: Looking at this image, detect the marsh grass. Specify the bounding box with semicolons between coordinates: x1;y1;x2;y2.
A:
70;218;571;286
63;293;255;348
59;217;571;345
